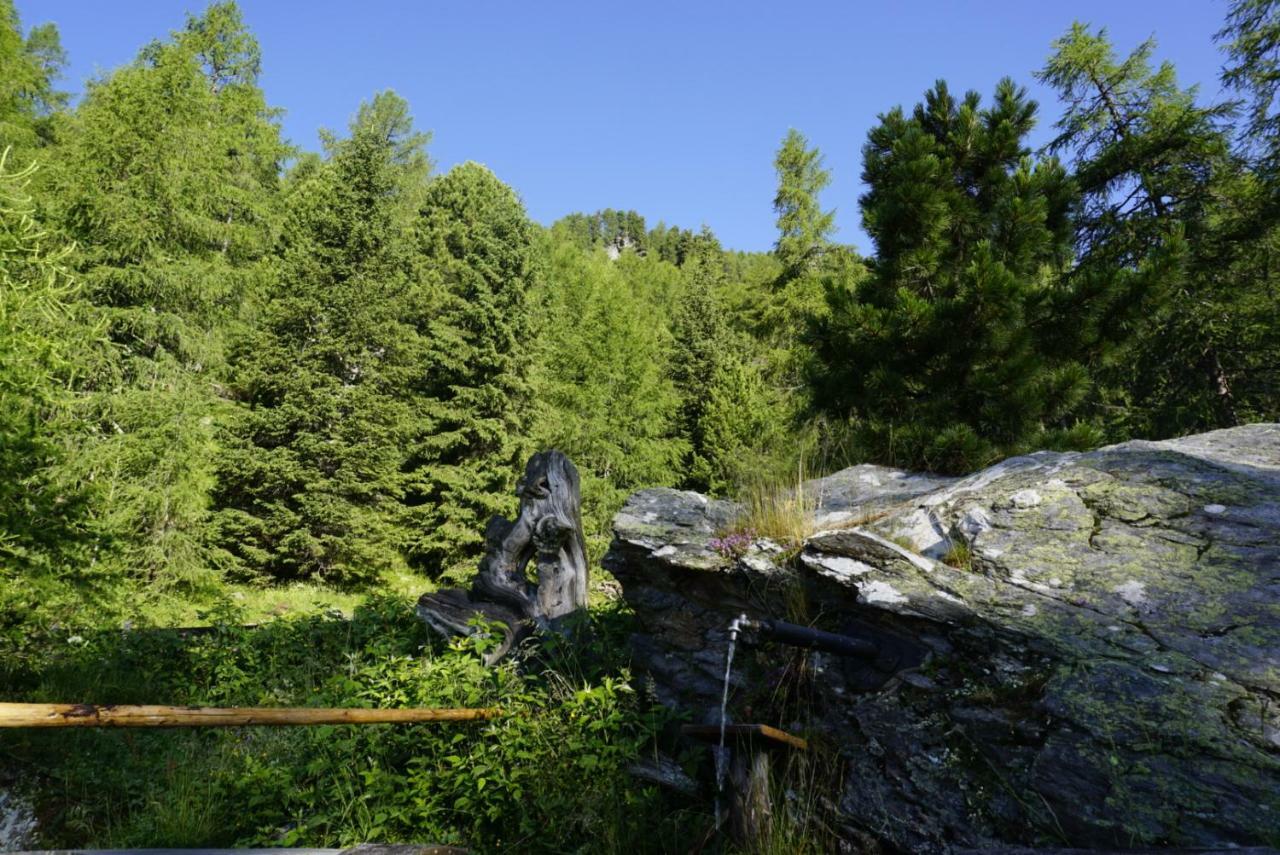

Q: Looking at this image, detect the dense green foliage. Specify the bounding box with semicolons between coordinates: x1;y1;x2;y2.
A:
0;153;102;640
2;598;703;851
1;0;1278;847
811;80;1091;472
405;161;539;576
0;0;64;160
212;93;430;586
0;0;1273;616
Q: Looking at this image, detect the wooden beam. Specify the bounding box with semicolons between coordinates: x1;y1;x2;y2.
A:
681;723;808;751
0;703;501;728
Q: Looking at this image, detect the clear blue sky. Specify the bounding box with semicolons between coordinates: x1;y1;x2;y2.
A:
19;0;1232;252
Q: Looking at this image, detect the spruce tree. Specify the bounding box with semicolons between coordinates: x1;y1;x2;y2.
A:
405;162;537;576
669;237;728;491
212;91;430;584
810;79;1088;473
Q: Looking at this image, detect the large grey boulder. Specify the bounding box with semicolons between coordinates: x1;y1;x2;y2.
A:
605;424;1280;851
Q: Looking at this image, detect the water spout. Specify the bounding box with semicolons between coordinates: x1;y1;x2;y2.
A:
714;613;753;828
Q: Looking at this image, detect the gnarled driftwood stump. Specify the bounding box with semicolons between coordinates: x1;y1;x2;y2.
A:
417;450;588;663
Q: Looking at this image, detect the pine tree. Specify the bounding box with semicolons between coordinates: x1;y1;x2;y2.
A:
810;79;1089;473
212;91;430;584
405;162;538;576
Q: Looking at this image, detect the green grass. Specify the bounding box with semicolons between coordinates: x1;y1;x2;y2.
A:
123;567;438;627
941;539;974;571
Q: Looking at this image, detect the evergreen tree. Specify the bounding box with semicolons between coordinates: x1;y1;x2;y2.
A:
1218;0;1280;172
671;236;732;490
213;91;430;584
810;79;1088;473
761;130;843;407
50;1;287;589
1038;24;1255;437
646;221;700;266
0;152;105;635
405;162;538;576
531;237;684;549
772;129;835;279
0;0;66;159
1214;2;1280;421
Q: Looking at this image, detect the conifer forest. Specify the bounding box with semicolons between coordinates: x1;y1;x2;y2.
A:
1;1;1278;852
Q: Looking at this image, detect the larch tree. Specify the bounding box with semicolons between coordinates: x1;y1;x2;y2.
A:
0;152;107;636
530;237;684;550
1219;0;1280;172
772;129;835;279
765;130;835;376
1037;23;1256;437
0;0;66;160
50;1;288;589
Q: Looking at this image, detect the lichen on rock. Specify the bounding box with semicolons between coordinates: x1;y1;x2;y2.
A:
606;424;1280;850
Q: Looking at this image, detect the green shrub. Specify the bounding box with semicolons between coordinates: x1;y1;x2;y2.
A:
0;596;706;852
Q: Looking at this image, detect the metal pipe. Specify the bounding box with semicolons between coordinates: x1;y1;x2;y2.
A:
736;616;879;660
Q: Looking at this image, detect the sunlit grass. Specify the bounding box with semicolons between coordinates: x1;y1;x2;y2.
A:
129;568;439;627
724;462;820;552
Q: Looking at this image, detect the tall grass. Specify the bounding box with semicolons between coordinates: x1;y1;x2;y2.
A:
725;460;819;552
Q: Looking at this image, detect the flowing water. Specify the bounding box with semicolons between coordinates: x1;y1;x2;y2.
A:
713;625;739;829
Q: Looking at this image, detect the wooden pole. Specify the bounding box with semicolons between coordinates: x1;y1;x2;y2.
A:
0;702;502;728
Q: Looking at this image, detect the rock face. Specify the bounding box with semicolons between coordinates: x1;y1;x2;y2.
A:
605;425;1280;851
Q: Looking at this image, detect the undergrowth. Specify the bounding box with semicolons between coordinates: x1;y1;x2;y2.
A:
0;595;708;852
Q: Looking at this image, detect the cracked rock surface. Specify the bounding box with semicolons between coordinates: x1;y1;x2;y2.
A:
605;424;1280;851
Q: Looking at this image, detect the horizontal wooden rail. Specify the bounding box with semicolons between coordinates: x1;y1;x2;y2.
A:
0;702;502;728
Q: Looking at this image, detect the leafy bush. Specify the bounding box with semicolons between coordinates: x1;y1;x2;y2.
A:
0;596;707;851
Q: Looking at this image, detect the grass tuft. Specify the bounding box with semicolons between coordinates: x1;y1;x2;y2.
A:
726;462;819;553
941;538;974;571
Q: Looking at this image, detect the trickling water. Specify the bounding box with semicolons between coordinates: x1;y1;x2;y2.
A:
713;617;742;829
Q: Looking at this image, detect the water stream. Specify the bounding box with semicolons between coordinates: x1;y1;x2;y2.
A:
713;619;740;829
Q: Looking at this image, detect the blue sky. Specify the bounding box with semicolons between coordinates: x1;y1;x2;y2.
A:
19;1;1232;252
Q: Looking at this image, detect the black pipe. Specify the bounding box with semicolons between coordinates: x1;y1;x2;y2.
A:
752;618;879;661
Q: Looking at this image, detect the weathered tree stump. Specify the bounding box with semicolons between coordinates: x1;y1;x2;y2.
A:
417;450;588;663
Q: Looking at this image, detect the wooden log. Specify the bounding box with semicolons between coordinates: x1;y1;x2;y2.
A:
680;723;809;752
0;703;501;728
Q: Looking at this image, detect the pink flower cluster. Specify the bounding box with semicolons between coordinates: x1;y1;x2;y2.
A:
709;530;755;558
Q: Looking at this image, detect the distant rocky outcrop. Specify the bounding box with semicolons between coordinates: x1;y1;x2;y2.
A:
606;424;1280;851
